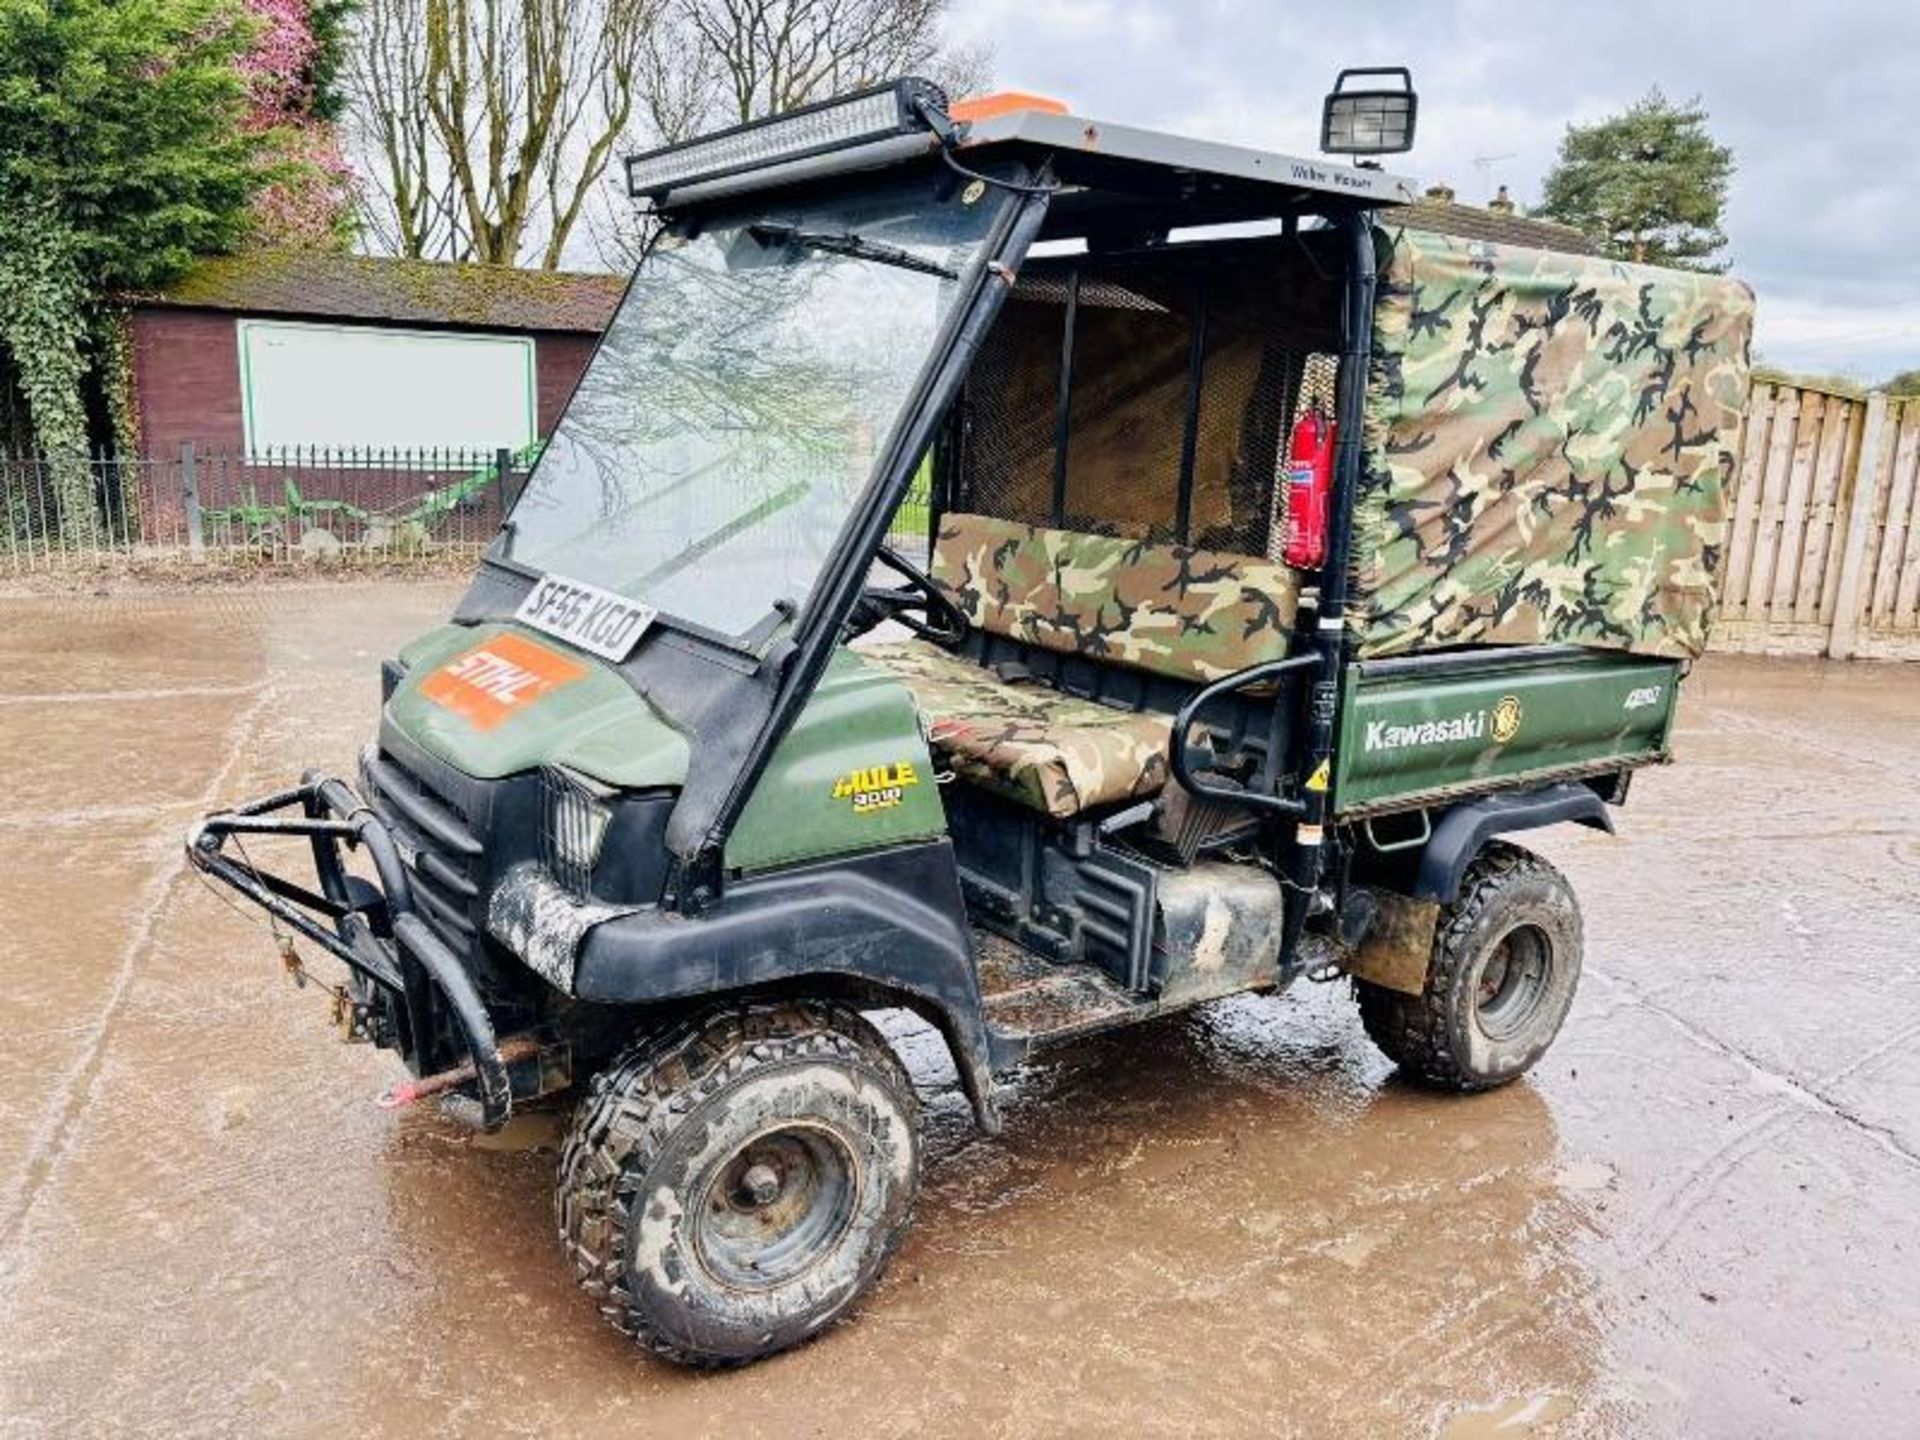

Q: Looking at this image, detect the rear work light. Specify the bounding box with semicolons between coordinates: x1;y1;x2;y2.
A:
1320;67;1418;157
625;77;950;200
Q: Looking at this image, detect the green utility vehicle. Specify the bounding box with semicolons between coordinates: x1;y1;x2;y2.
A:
190;72;1754;1366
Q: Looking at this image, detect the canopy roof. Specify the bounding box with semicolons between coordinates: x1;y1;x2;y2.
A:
958;107;1417;237
644;91;1418;235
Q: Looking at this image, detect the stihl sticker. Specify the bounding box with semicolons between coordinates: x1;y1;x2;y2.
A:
417;632;587;731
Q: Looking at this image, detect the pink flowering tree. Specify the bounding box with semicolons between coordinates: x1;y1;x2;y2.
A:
239;0;355;248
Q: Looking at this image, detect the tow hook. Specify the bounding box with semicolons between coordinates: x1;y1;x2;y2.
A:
377;1035;546;1112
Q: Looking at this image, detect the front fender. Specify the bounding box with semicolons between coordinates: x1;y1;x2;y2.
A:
570;840;999;1130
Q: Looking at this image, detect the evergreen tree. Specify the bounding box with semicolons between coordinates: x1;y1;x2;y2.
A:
1537;90;1734;272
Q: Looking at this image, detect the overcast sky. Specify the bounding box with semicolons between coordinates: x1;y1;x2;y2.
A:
943;0;1920;381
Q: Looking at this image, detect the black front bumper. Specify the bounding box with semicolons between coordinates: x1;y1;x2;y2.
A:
186;773;517;1130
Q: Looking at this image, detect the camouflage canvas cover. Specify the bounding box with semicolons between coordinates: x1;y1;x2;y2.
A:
1352;228;1755;660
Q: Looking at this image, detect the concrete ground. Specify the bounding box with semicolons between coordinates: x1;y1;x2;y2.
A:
0;581;1916;1438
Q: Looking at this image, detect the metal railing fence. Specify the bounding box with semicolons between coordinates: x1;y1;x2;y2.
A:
1;443;528;572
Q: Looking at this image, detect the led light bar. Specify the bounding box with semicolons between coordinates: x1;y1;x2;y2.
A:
1321;66;1418;157
626;78;950;200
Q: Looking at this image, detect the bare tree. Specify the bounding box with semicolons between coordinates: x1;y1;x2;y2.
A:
349;0;989;270
584;0;988;268
349;0;663;266
674;0;983;126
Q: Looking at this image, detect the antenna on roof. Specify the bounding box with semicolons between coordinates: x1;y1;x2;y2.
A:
1471;151;1516;201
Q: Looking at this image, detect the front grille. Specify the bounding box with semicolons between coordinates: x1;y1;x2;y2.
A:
360;745;487;953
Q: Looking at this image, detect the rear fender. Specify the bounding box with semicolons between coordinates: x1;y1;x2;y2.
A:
1345;782;1610;997
1409;781;1612;904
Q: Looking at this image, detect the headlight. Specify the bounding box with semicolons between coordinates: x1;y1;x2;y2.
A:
542;766;612;894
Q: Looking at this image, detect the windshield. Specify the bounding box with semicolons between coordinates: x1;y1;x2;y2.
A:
498;167;1014;643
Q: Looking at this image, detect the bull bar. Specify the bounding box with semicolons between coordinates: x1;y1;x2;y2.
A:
185;773;515;1130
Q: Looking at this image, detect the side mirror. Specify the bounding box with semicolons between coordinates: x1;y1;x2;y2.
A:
1321;67;1417;157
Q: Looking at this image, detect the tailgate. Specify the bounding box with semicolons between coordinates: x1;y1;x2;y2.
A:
1332;646;1681;816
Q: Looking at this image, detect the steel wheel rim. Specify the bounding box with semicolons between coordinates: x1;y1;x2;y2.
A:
1474;923;1555;1042
693;1122;861;1291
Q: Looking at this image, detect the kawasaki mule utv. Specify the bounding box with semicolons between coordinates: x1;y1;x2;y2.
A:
189;73;1754;1365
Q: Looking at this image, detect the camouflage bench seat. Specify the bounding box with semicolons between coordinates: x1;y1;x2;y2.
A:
864;513;1299;818
868;638;1175;816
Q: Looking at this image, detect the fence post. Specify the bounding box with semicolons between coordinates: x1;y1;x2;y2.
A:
1826;390;1889;660
496;446;518;515
180;442;205;560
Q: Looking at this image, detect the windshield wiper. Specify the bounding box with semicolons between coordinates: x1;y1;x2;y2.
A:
748;222;956;279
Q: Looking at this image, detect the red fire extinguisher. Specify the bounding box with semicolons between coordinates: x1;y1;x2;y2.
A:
1282;409;1336;569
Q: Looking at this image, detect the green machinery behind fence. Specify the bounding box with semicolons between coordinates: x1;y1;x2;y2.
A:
198;442;547;546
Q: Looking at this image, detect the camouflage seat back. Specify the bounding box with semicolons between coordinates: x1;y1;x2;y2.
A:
1354;228;1755;661
929;513;1299;684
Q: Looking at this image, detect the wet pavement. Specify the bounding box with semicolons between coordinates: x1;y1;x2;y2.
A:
1;581;1916;1437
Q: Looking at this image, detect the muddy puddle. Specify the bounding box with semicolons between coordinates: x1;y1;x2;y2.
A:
2;585;1917;1436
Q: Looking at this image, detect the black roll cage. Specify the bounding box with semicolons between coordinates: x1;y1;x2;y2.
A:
460;119;1388;914
675;171;1380;912
664;161;1055;907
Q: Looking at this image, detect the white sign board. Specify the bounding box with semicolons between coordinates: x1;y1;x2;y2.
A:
237;320;537;455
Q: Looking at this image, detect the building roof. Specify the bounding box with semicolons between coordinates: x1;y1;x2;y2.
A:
135;250;626;334
1396;198;1597;255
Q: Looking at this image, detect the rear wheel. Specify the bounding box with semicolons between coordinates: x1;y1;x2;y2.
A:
556;999;920;1367
1356;842;1583;1091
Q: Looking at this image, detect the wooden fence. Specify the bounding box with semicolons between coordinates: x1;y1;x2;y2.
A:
1714;385;1920;660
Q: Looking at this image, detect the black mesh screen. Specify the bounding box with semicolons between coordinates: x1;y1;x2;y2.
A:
949;281;1062;533
951;237;1343;557
1059;274;1195;542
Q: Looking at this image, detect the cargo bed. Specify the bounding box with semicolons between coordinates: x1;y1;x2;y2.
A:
1332;645;1682;817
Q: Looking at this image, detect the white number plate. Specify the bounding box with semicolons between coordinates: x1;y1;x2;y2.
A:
514;574;657;663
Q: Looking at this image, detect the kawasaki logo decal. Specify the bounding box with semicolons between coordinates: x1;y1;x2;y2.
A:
1490;695;1524;743
1363;696;1523;753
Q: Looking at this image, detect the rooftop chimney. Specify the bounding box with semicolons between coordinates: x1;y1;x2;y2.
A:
1487;184;1516;215
1423;181;1457;204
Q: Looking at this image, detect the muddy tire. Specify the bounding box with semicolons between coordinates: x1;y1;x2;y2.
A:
1356;842;1583;1091
555;999;920;1367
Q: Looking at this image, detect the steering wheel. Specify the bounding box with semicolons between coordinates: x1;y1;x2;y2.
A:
849;543;968;646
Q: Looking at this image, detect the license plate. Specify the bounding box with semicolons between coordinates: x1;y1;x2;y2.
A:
514;574;657;663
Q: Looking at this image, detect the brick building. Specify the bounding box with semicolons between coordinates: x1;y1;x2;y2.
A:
126;251;624;459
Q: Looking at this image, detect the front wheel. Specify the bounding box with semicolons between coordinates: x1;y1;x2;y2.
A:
556;999;920;1367
1356;842;1583;1091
